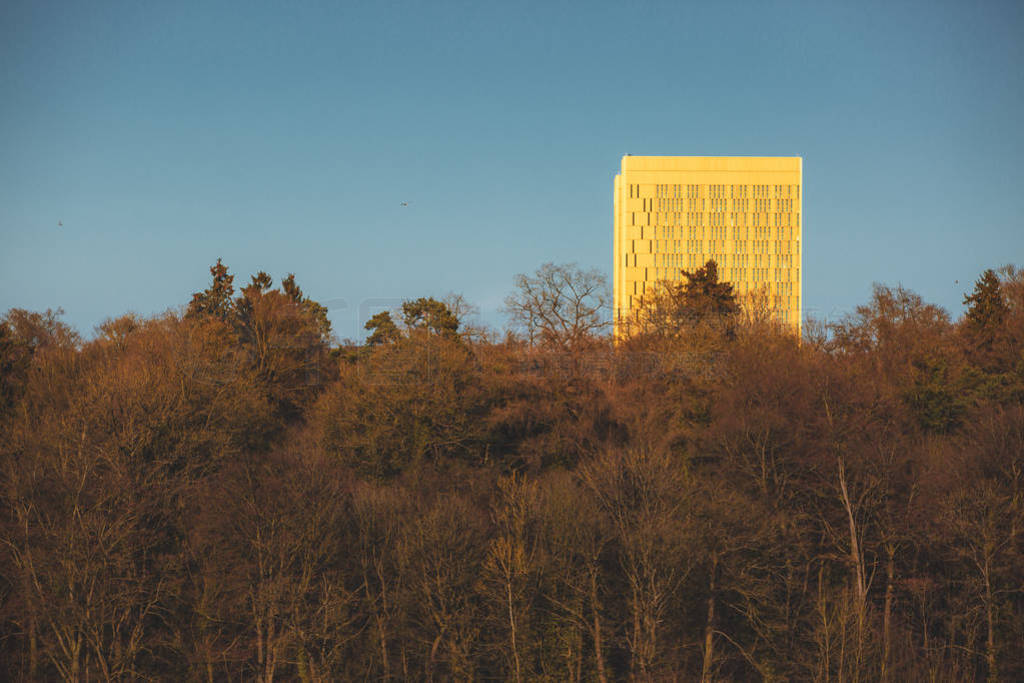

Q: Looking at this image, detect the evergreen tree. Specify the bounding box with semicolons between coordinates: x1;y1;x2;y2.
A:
678;260;739;321
0;322;30;416
282;273;332;341
963;269;1008;341
402;297;460;336
631;259;738;338
186;258;235;321
364;311;401;346
962;269;1012;374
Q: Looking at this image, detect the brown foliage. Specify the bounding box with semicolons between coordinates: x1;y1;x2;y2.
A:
1;264;1023;680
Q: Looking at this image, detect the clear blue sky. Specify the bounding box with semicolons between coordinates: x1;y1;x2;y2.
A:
2;0;1022;340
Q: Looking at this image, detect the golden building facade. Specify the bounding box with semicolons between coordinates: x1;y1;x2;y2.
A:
613;155;802;333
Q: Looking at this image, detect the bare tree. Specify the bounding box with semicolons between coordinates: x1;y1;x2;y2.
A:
579;447;693;678
504;263;610;349
539;472;612;682
481;474;540;682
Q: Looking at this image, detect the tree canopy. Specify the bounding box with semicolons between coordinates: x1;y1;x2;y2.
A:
1;261;1022;681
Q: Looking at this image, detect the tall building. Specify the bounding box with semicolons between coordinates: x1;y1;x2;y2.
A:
613;155;803;333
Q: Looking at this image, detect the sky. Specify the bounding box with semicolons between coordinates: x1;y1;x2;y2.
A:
2;0;1023;341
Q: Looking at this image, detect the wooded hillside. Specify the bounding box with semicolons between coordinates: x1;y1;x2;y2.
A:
1;262;1022;681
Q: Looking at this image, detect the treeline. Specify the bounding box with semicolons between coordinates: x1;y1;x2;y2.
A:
1;261;1022;681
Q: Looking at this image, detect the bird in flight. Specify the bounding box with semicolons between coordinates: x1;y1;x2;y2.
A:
400;202;408;207
57;220;62;227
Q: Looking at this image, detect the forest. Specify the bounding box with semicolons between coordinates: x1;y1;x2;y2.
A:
1;259;1022;681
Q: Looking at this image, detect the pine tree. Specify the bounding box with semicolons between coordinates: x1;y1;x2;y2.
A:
186;258;236;321
962;269;1009;366
963;269;1008;337
364;311;401;346
632;259;738;338
281;273;332;341
401;297;460;336
678;260;739;322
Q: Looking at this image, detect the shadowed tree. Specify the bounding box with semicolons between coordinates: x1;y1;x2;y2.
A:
629;260;739;340
198;452;360;682
350;484;412;679
0;320;31;417
579;446;694;678
674;260;739;321
932;406;1024;681
538;472;614;682
0;314;271;680
313;331;491;478
480;474;542;682
964;270;1008;340
401;494;487;680
962;269;1012;371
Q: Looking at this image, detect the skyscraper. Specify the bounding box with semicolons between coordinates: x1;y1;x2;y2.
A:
613;156;803;334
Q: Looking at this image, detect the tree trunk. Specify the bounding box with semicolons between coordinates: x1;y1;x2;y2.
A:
368;563;391;681
376;611;390;680
264;616;276;683
702;554;717;683
838;457;866;679
573;621;583;682
255;615;264;674
630;583;641;679
590;566;607;683
818;563;831;683
428;633;443;681
71;636;81;683
984;557;997;682
28;613;38;681
881;545;894;682
506;572;522;683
